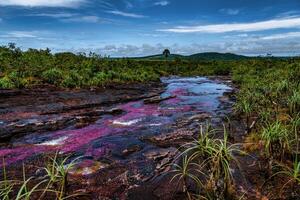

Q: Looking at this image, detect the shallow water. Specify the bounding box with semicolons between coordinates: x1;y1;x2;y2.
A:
0;77;232;168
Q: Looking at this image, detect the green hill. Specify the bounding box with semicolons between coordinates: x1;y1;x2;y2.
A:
188;52;248;60
130;52;249;61
132;54;185;61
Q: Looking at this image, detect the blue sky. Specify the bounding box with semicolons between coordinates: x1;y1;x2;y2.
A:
1;0;300;56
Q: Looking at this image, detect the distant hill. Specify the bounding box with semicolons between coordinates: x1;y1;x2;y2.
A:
130;52;249;61
188;52;248;60
133;54;185;60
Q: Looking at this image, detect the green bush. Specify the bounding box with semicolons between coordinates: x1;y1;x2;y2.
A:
61;70;83;88
42;68;63;85
90;72;110;86
0;76;14;89
7;72;28;88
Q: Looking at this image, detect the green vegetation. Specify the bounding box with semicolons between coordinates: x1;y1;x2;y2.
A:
0;154;82;200
229;57;300;197
134;52;249;61
170;58;300;198
172;125;243;199
0;44;246;89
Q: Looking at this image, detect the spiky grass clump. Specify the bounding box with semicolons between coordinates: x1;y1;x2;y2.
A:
288;89;300;115
0;153;83;200
171;125;243;199
234;91;254;130
0;160;47;200
41;152;83;200
0;159;14;200
261;121;289;159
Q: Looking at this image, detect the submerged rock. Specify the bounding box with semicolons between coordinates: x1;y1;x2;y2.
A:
143;95;176;104
68;160;110;176
188;113;211;121
173;112;212;129
122;145;143;157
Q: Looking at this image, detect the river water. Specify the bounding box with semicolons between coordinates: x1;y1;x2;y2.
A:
0;77;232;175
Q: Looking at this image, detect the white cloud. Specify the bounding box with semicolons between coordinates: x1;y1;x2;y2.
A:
0;0;85;8
61;15;103;23
106;10;146;18
276;11;300;18
29;13;106;23
260;32;300;40
31;13;76;18
0;31;38;38
219;8;240;15
225;31;300;41
159;16;300;33
154;1;170;6
66;40;300;57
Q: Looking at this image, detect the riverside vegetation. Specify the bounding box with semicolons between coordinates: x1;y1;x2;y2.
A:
0;44;231;89
0;44;300;199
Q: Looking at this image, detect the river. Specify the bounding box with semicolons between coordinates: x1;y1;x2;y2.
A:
0;76;234;199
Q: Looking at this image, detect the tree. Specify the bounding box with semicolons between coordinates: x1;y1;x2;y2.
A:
163;49;170;58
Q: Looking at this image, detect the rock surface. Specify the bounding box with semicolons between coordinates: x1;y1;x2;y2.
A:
0;77;235;200
144;95;176;104
0;82;164;140
143;129;195;147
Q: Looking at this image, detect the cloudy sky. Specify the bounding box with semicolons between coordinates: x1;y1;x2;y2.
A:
1;0;300;56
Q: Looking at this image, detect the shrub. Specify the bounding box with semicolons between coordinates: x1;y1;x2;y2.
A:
61;70;83;88
0;76;14;89
42;68;64;85
7;72;28;88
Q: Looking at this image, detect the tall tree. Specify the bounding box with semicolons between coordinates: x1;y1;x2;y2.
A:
163;49;170;58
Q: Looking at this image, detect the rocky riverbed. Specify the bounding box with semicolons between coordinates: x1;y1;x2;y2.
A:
0;76;235;199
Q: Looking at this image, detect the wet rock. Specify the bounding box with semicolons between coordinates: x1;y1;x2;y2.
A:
144;147;176;160
106;107;124;115
0;89;22;98
170;113;212;129
81;107;124;117
0;106;125;140
144;95;176;104
90;166;130;199
188;113;211;121
68;160;110;176
143;147;177;171
144;129;195;147
74;116;98;128
0;117;75;140
122;145;143;157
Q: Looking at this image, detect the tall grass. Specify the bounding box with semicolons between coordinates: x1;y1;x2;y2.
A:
171;125;243;199
0;153;83;200
261;121;289;159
